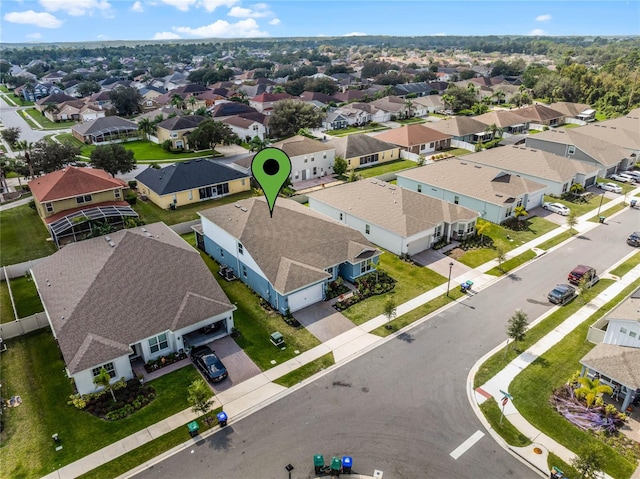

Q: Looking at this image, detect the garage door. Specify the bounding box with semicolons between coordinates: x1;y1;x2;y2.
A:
288;283;324;312
407;234;432;256
526;191;544;209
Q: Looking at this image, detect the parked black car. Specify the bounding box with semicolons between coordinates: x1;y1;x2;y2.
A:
627;231;640;247
190;345;228;383
548;284;577;305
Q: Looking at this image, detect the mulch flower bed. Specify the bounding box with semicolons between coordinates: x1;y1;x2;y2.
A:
334;271;396;311
144;351;187;373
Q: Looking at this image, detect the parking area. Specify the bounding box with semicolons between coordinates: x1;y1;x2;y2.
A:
203;336;262;393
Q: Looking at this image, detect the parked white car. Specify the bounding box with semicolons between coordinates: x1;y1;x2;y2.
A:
608;173;631;183
597;182;623;193
623;171;640;181
618;173;637;183
542;202;570;216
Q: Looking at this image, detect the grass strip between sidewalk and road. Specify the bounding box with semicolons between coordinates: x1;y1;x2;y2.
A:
536;230;574;251
273;353;335;387
547;453;580;479
610;251;640;278
509;278;640;479
485;249;537;276
479;398;531;447
587;202;629;222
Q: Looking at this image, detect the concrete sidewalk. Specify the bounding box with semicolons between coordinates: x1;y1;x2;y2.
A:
41;188;639;479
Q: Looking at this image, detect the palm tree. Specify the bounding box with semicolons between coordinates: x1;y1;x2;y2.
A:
249;136;268;152
441;94;455;112
171;94;185;109
272;85;286;94
404;98;414;119
138;118;155;141
93;367;117;402
15;140;34;179
484;123;503;140
493;89;506;105
43;102;59;119
575;377;612;408
476;221;490;245
467;82;479;101
187;95;198;111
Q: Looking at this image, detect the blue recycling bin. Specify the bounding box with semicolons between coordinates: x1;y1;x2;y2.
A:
342;456;352;474
217;411;228;427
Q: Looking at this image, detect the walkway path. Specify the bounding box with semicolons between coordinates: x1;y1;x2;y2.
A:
40;187;639;479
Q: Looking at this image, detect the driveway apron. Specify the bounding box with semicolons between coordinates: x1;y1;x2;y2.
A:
293;301;355;343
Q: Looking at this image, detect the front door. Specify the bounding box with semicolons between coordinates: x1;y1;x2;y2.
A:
301;169;307;180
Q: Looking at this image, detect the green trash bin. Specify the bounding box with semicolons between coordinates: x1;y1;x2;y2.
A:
314;454;325;474
599;216;605;223
331;456;342;473
187;420;200;437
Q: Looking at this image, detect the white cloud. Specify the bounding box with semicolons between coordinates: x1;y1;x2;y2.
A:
268;17;280;25
535;14;552;22
131;1;144;12
529;28;547;36
97;34;108;39
153;31;182;39
343;32;367;37
26;32;43;39
39;0;112;16
199;0;238;12
157;0;197;11
228;4;271;18
4;10;62;28
431;33;446;36
173;18;267;37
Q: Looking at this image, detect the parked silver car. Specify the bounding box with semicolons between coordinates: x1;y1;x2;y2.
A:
597;182;623;193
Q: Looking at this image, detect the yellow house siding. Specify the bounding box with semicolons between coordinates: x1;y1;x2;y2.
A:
346;147;401;168
228;177;250;195
137;178;250;209
37;189;124;219
156;127;193;149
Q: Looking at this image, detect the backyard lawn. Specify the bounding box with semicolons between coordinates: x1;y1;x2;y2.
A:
341;252;447;325
24;108;77;129
455;217;558;268
9;275;43;318
0;329;204;479
0;280;15;323
133;190;254;225
181;234;322;370
0;204;57;266
329;125;389;137
356;159;417;178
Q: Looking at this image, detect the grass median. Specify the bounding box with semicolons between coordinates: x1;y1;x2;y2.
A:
274;353;335;387
479;398;531;447
485;249;537;276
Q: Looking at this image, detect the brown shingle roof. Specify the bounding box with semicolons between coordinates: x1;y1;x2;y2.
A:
271;135;333;157
325;134;398;159
198;198;380;294
514;104;564;122
28;166;127;202
373;124;451;147
31;223;234;374
424;116;488;137
581;344;640;390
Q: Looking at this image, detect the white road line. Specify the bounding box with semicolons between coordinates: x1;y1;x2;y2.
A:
449;430;485;460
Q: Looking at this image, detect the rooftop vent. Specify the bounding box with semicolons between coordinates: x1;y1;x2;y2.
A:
104;235;111;241
108;240;116;247
370;180;378;184
530;149;536;152
234;204;242;208
474;165;481;169
460;162;467;165
141;228;147;232
240;207;248;212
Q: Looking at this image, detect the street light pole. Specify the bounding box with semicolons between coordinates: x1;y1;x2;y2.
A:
447;262;454;298
597;190;605;218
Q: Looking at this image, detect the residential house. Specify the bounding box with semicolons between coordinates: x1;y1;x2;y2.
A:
373;124;451;157
525;127;636;178
136;159;251;209
28;166;135;246
339;102;390;124
547;102;596;123
581;109;640;156
197;198;381;314
30;222;236;395
396;159;548;224
412;95;444;114
35;93;77;112
326;134;400;169
249;92;295;114
308;180;478;256
89;91;113;108
514;104;564;128
300;91;339;107
209;102;259;119
323;110;350;131
459;146;600;196
72;116;139;145
474;110;530;135
22;82;63;102
425;116;493;150
370;95;419;119
155;115;207;150
222;114;268;141
391;82;434;98
135;107;187;125
582;287;640;411
41;70;67;84
137;86;165;112
270;135;336;183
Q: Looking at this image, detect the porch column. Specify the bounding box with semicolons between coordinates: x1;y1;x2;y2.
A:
580;365;586;376
622;389;633;411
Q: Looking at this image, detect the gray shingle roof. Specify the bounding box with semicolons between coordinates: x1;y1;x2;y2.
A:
308;180;477;237
135;159;249;195
198;198;380;294
72;116;137;136
325;134;398;159
31;223;233;374
156;114;206;131
425;116;488;137
581;344;640;390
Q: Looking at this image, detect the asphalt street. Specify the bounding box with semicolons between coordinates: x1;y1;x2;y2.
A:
133;209;639;478
0;96;68;145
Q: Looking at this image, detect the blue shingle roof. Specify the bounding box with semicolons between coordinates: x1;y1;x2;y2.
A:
135;159;250;196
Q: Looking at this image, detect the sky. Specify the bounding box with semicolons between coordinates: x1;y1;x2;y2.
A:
1;0;639;44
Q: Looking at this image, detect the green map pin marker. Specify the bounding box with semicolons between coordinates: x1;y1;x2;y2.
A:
251;147;292;217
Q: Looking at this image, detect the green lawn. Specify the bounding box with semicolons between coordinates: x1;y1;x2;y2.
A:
595;112;608;121
474;279;614;388
0;204;57;266
356;159;417;178
24;108;77;129
456;217;558;268
181;234;321;370
610;251;640;277
57;134;217;162
485;249;537;276
547;453;580;479
10;276;43;318
509;279;640;479
330;125;390;137
396;117;426;124
0;280;15;323
560;123;581;129
341;252;447;325
544;193;612;218
588;201;628;222
479;398;532;447
0;329;204;479
537;230;574;251
19;109;40;128
274;353;335;387
133;190;254;225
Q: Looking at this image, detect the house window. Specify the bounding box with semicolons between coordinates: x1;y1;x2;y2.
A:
505;207;513;218
434;225;442;238
562;183;568;193
199;183;229;199
146;100;153;106
347;159;351;166
458;228;464;235
365;224;370;234
149;333;169;354
242;265;247;278
360;153;379;165
188;190;193;200
241;179;246;186
295;171;299;179
175;140;184;148
454;196;459;205
568;145;576;155
92;362;116;379
339;213;343;220
323;153;327;159
114;189;121;199
360;258;373;274
45;202;54;213
304;158;308;163
76;194;92;204
327;266;334;275
311;157;315;162
517;198;523;207
430;142;434;148
621;327;628;334
467;222;475;233
630;331;637;338
417;185;422;193
238;243;244;255
313;167;317;176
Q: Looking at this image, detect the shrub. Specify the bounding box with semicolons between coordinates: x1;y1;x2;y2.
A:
125;194;137;205
161;139;172;152
127;180;137;189
28;199;36;210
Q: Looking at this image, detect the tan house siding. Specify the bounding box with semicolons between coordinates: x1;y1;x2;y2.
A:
137;177;249;209
35;189;124;220
156;127;195;149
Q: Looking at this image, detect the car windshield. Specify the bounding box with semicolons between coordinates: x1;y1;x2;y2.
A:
551;287;566;296
203;355;224;372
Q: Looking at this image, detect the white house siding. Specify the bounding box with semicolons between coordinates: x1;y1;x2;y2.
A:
406;231;433;255
228;122;266;141
287;283;324;312
603;319;640;348
290;149;336;183
526;190;545;210
174;311;235;350
72;355;133;395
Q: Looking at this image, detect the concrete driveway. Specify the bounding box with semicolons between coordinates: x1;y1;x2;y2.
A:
411;248;471;280
204;336;261;393
293;301;355;342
